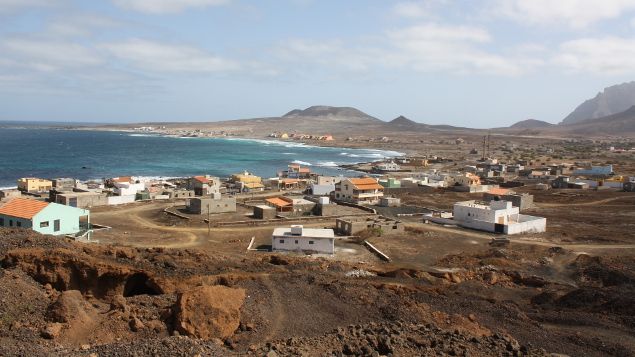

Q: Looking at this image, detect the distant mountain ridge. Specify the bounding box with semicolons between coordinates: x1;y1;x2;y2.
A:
510;119;554;129
562;81;635;124
556;105;635;135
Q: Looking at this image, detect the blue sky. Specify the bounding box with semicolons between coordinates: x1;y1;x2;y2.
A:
1;0;635;127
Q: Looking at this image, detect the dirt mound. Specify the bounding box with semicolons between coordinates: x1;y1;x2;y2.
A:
173;285;246;340
571;254;635;287
249;321;548;357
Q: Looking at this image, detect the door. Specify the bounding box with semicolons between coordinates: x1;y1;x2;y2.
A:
54;219;60;232
494;224;505;233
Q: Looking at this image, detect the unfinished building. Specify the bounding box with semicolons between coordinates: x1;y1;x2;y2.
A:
187;195;237;215
335;216;404;236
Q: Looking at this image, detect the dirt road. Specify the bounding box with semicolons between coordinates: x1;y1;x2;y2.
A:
408;222;635;252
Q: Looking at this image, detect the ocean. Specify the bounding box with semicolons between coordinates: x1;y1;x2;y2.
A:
0;128;402;188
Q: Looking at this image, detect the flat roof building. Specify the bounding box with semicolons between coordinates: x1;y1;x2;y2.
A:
453;200;546;235
272;225;335;254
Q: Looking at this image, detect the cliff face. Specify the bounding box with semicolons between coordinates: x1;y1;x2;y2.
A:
562;81;635;124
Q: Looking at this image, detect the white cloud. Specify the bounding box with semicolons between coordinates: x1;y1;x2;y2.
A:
494;0;635;28
1;37;104;71
112;0;229;14
100;39;239;73
554;36;635;74
385;24;527;75
271;23;533;77
392;1;448;19
393;2;430;18
0;0;60;13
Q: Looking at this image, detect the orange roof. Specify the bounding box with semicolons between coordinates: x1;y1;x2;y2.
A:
112;176;133;183
193;176;210;183
488;188;510;195
0;198;49;220
266;197;291;207
349;178;384;190
298;167;311;173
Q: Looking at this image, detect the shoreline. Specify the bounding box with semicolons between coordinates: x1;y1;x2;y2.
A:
69;126;412;155
0;128;404;188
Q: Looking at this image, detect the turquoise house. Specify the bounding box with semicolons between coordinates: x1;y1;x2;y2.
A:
0;198;90;236
379;178;401;188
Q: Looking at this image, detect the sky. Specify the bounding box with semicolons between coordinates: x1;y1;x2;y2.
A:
1;0;635;127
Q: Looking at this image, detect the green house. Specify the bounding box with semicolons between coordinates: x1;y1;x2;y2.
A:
379;177;401;188
0;198;90;236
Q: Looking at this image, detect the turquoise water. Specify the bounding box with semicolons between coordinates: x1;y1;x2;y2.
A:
0;129;401;188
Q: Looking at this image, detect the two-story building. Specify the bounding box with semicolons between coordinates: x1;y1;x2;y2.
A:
335;177;384;205
187;175;221;196
17;178;52;193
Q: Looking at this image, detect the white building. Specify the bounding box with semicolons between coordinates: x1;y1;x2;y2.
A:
453;200;546;235
374;161;401;172
271;225;335;254
111;177;145;196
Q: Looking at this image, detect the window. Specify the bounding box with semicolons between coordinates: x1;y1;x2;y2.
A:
279;239;284;244
309;241;314;245
295;240;298;244
40;221;49;228
9;220;13;227
16;221;21;227
54;219;60;232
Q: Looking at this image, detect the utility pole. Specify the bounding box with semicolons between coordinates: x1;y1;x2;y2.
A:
487;131;491;159
482;135;486;161
207;203;210;238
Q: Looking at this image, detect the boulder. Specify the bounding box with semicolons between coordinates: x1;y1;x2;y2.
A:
173;285;246;339
47;290;97;324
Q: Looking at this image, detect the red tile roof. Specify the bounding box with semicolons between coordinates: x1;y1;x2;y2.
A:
0;198;49;220
193;176;210;184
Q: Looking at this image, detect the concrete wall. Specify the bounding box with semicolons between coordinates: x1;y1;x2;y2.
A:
311;183;335;196
188;197;237;214
253;205;277;219
336;217;404;236
272;236;334;254
504;215;546;234
56;193;108;208
107;195;136;205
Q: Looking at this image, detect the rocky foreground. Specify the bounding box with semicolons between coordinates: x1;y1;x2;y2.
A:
0;228;633;356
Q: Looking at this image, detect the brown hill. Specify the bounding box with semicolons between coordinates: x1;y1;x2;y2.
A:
510;119;554;129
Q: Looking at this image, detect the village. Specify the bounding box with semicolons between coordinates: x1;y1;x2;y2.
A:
2;141;634;267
